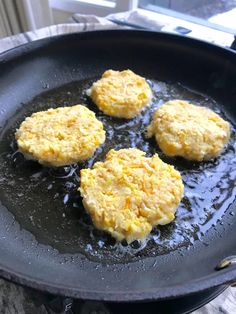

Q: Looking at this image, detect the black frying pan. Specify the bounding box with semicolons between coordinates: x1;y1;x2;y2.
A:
0;30;236;303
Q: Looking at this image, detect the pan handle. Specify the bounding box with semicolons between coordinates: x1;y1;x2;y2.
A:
216;255;236;270
230;36;236;51
216;255;236;287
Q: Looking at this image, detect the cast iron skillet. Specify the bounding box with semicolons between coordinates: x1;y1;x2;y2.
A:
0;30;236;302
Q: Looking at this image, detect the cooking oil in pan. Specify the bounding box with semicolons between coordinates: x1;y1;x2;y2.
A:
0;78;236;263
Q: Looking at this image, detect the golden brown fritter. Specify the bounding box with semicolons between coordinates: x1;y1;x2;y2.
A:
79;148;184;242
16;105;105;167
147;100;230;161
87;69;152;119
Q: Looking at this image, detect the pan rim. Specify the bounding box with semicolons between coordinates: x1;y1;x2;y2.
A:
0;29;236;301
0;29;235;60
0;262;235;301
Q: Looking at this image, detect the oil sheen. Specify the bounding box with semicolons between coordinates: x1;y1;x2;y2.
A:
0;78;235;263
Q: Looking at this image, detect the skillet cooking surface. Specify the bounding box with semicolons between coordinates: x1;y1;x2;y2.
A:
1;79;236;262
0;30;236;301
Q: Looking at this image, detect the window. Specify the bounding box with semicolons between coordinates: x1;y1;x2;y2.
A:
139;0;236;33
50;0;236;33
49;0;235;47
49;0;138;16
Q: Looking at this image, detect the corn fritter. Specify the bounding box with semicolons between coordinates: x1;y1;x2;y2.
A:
147;100;230;161
87;69;152;119
79;148;184;243
16;105;105;167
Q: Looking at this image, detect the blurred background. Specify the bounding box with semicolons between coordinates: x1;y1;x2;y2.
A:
0;0;235;38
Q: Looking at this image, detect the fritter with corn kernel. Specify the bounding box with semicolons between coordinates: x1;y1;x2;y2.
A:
15;105;105;167
147;100;230;161
79;148;184;243
87;69;152;119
